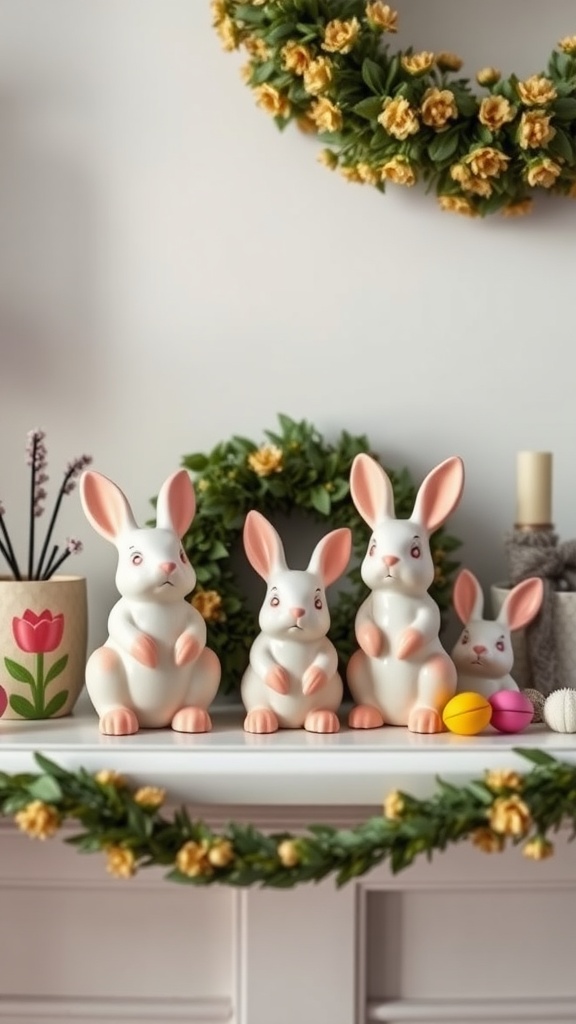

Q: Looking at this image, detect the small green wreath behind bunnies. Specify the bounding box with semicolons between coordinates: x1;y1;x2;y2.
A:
213;0;576;218
178;414;461;694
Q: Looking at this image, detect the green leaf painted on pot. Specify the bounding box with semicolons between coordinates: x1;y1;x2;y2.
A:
9;694;37;718
4;658;35;685
43;690;68;718
44;654;69;685
27;774;63;802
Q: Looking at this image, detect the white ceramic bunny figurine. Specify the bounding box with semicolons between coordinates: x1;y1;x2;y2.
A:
80;469;221;735
347;453;465;733
451;568;543;698
240;510;352;734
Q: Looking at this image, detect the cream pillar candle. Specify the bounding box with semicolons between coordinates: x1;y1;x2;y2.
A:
515;451;553;527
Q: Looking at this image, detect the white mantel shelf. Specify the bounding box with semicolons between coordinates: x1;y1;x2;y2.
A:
1;697;575;807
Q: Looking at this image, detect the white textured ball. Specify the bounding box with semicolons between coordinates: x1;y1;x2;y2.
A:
543;688;576;733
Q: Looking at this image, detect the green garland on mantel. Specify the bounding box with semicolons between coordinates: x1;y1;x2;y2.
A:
213;0;576;217
1;749;574;886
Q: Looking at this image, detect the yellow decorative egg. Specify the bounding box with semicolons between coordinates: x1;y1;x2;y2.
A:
442;692;492;736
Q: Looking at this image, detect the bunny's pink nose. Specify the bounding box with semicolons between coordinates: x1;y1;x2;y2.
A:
160;561;177;574
290;607;305;619
473;645;487;655
383;555;399;567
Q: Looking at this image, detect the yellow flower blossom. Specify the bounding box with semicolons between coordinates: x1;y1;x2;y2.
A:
134;786;166;809
366;3;398;32
464;146;510;179
322;18;360;54
277;839;301;867
476;67;501;87
317;148;338;169
471;827;504;854
523;836;554;861
243;36;271;62
502;198;533;217
517;109;556;150
215;15;239;52
401;51;435;76
340;165;363;183
517;75;557;106
489;794;532;837
526;156;562;188
558;35;576;55
450;162;492;197
309;97;343;133
15;800;60;840
208;839;235;868
383;791;405;820
176;839;213;878
438;195;477;216
296;114;318;135
254;84;291;119
436;52;463;72
247;444;284;477
106;845;136;879
381;156;417;186
281;41;312;75
568;182;576;198
420;87;457;129
485;770;523;791
240;63;252;84
191;588;225;623
356;162;380;185
378;96;420;140
478;95;516;131
94;769;126;788
210;0;227;26
303;57;333;95
197;478;209;492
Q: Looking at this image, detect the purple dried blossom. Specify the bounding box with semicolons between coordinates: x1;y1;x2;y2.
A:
63;455;92;495
66;538;83;554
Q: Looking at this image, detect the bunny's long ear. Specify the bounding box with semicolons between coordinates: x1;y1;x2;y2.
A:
308;528;352;588
453;568;484;623
350;454;395;527
412;456;464;533
80;470;137;542
498;577;544;630
243;510;287;580
156;470;196;537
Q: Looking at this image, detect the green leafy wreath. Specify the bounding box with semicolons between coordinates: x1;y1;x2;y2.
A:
177;414;461;694
1;749;573;886
213;0;576;217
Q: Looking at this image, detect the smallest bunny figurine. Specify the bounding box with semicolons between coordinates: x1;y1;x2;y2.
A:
240;510;351;734
451;568;543;698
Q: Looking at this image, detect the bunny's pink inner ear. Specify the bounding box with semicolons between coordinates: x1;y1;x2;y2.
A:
350;454;395;528
243;510;286;580
453;568;484;623
500;577;544;631
308;528;352;588
156;470;196;537
80;471;136;541
412;456;464;533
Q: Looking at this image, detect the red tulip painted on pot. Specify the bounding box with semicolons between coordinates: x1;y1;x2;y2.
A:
5;607;69;718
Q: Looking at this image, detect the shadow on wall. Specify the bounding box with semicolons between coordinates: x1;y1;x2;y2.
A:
0;85;103;409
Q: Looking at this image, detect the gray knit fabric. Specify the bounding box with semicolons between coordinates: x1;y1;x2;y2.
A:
505;529;576;696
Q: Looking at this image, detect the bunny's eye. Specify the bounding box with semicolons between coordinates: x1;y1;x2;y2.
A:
179;549;187;564
314;596;323;610
410;544;421;559
461;631;469;645
369;540;376;557
131;552;143;566
496;639;505;651
270;595;280;607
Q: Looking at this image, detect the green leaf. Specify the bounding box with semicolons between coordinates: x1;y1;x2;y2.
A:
427;130;460;162
309;485;331;516
552;97;576;120
183;454;209;472
4;658;35;685
548;128;575;162
361;57;387;95
515;748;558;767
44;655;68;686
34;753;72;778
9;694;37;718
43;690;69;718
353;96;383;121
27;775;63;803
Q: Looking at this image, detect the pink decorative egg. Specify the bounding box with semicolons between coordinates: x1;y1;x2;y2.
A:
488;690;534;734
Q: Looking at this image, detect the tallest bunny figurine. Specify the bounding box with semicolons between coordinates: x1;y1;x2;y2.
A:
347;453;465;734
80;469;221;735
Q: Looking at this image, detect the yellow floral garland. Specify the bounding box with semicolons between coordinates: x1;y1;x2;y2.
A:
213;1;576;217
0;748;571;886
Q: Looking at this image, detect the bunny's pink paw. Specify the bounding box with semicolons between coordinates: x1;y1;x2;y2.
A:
175;633;200;667
357;623;383;658
266;666;290;695
348;705;385;730
302;666;327;696
397;627;424;660
244;709;279;734
131;633;157;668
99;707;139;736
304;709;340;733
408;706;443;734
171;706;212;733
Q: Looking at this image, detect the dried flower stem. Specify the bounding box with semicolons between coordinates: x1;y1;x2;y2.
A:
0;514;21;579
35;467;74;579
28;433;37;580
41;545;59;581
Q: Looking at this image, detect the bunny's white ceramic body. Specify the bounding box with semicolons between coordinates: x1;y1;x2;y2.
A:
240;510;351;734
347;454;465;733
451;568;543;698
80;469;221;735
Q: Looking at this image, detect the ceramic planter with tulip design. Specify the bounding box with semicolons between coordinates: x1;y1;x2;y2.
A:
0;576;87;720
